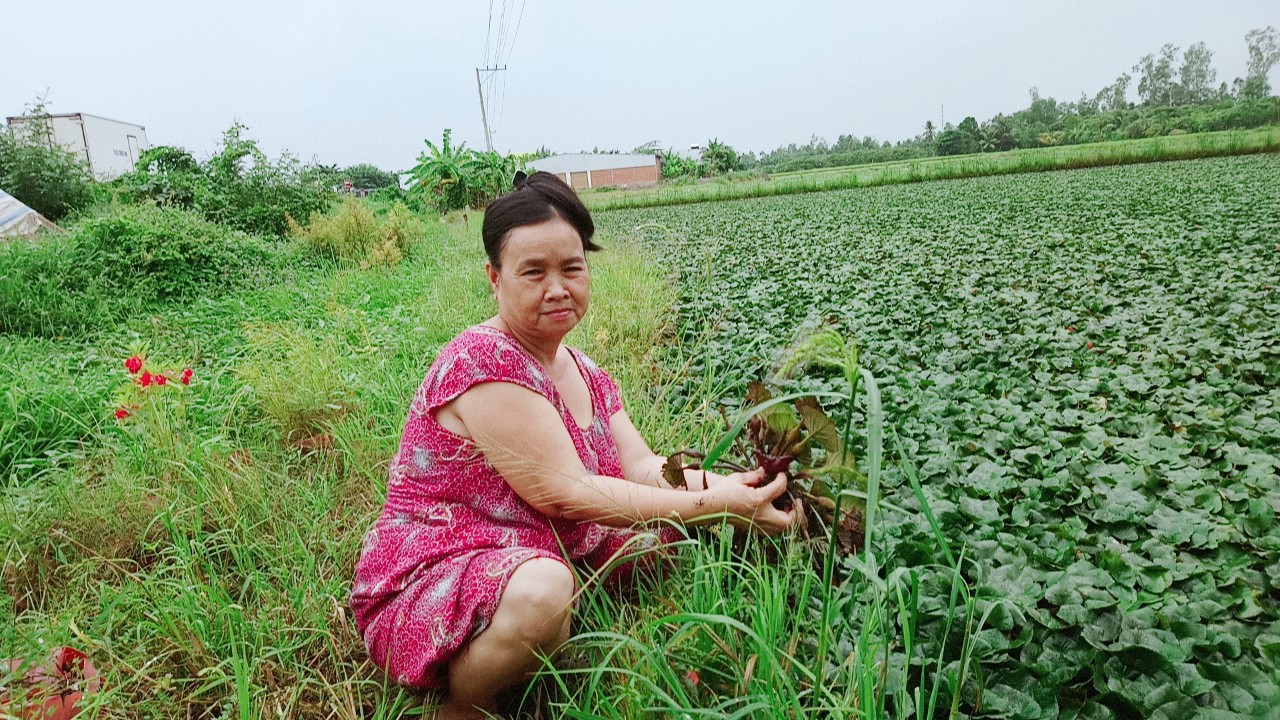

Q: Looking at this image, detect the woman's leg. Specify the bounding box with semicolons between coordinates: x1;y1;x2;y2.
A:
434;557;576;719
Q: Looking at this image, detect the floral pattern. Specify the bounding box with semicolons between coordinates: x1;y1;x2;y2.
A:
350;325;676;689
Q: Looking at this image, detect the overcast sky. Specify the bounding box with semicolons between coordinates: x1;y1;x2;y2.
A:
2;1;1276;170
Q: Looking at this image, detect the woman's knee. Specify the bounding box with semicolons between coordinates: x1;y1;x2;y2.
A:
495;558;576;644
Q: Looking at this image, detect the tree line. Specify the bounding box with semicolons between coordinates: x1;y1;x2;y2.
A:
739;26;1280;172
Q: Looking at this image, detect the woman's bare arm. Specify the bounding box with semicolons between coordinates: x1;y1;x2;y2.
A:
444;381;795;532
609;409;726;490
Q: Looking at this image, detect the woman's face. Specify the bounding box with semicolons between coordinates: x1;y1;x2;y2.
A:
487;215;590;343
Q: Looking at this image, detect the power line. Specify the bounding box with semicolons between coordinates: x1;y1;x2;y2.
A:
484;0;494;66
506;0;527;65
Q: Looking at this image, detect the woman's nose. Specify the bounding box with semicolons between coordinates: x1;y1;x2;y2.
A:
545;279;569;299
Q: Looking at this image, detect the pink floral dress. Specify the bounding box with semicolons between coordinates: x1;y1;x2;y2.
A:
350;325;677;689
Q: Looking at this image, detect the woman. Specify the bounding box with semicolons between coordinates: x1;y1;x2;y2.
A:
351;172;802;719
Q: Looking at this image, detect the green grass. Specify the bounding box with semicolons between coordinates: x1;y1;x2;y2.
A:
581;127;1280;211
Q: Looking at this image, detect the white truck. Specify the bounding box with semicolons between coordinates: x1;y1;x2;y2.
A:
5;112;151;180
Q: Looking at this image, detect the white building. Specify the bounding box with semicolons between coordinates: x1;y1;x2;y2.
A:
5;112;151;180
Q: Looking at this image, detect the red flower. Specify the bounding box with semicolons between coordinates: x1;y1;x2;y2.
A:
155;374;168;386
1067;325;1076;333
114;408;130;420
180;368;193;385
684;670;700;686
139;371;153;388
125;355;143;374
1086;342;1095;349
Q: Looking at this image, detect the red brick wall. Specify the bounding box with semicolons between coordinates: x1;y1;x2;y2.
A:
586;163;660;188
555;163;661;190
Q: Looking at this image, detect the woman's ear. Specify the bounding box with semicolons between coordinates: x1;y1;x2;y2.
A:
485;261;500;294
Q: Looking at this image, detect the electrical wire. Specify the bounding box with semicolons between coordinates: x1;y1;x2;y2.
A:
484;0;494;66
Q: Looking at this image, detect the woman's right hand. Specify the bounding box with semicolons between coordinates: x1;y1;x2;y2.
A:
703;468;803;535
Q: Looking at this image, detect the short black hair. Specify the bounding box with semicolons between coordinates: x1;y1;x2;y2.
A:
482;171;600;268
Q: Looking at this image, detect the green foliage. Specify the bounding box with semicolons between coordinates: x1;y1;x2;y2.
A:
1241;26;1280;99
340;163;398;190
936;116;982;156
289;197;423;267
660;150;700;179
116;123;333;236
71;203;274;302
0;108;93;221
0;337;116;483
236;323;355;443
699;138;741;175
406;129;518;213
605;153;1280;716
0;203;276;337
0;232;113;336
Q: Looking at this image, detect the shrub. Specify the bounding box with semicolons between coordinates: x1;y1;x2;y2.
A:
342;163;399;190
0;204;276;337
115;123;334;237
69;203;274;302
0;122;93;222
290;198;423;267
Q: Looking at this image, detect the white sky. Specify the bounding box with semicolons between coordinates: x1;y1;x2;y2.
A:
2;1;1276;170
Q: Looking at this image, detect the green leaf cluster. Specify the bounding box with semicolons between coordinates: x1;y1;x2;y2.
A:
0;203;275;336
0;114;93;221
114;123;333;237
406;129;519;213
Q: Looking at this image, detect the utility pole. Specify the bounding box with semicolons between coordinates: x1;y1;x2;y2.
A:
475;65;506;152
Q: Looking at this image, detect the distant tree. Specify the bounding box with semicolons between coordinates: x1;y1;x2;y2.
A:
464;150;517;206
700;138;741;174
343;163;398;190
1134;44;1179;106
1239;26;1280;98
923;121;936;143
631;140;663;155
1022;88;1065;128
1093;73;1132;112
659;150;699;179
1076;91;1100;116
936;117;981;155
833;134;859;153
1177;42;1218;104
979;115;1016;152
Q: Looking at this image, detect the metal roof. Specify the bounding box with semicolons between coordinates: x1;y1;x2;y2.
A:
5;112;146;130
528;153;659;174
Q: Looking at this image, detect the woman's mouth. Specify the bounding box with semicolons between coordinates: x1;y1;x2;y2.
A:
545;308;574;320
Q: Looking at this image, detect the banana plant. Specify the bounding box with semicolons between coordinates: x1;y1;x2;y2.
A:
407;129;471;213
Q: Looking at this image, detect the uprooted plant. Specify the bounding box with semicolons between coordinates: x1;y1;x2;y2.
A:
662;322;878;556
